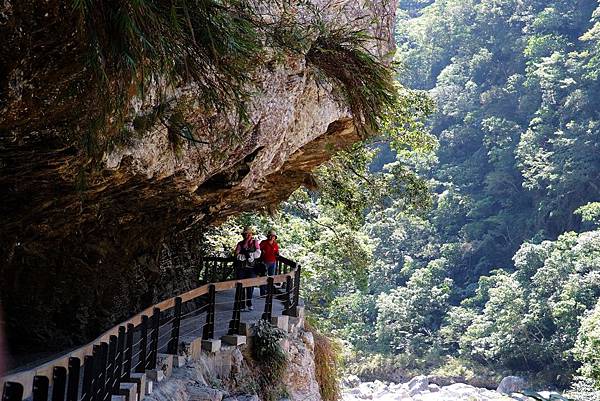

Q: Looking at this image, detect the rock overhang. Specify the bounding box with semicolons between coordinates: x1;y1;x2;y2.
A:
0;0;397;354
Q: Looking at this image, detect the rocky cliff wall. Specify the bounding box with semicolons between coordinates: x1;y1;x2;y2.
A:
145;326;320;401
0;0;396;361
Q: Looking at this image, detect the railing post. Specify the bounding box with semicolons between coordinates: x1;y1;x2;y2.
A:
92;344;101;401
149;308;160;369
2;382;23;401
123;323;134;379
81;355;94;401
262;277;274;321
199;256;204;282
32;376;49;401
202;284;216;340
106;335;117;401
229;258;236;280
168;297;182;354
283;276;292;316
228;282;243;335
52;366;67;401
292;265;301;316
99;342;108;401
136;316;148;373
115;326;125;392
67;357;81;401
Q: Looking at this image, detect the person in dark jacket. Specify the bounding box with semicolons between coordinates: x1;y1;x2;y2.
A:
234;226;261;311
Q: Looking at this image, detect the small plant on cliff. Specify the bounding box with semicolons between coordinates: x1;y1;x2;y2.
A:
251;319;288;401
71;0;263;158
306;26;398;137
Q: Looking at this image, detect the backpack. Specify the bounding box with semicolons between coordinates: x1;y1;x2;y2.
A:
237;239;260;269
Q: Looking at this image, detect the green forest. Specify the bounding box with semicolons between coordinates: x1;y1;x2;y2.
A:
208;0;600;396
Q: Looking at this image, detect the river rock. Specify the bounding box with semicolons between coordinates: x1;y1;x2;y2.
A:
407;376;430;396
358;382;375;398
345;375;361;387
496;376;527;394
428;384;440;393
343;379;526;400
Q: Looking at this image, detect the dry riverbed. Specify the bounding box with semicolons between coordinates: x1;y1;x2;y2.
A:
341;375;565;401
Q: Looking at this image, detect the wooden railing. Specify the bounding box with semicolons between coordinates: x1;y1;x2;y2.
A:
0;256;302;401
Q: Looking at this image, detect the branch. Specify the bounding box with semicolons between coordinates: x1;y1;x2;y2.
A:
345;162;375;185
289;200;342;242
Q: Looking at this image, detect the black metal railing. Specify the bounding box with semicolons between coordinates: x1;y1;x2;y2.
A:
1;256;302;401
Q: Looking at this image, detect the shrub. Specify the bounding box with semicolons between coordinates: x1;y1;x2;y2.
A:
566;377;600;401
573;301;600;388
306;322;341;401
251;319;288;401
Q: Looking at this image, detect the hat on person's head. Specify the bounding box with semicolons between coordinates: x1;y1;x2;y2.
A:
268;229;277;238
241;226;255;235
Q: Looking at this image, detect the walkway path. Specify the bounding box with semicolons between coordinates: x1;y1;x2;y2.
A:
153;288;286;354
1;257;301;401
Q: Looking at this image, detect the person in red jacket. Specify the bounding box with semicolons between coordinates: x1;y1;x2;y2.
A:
259;230;279;295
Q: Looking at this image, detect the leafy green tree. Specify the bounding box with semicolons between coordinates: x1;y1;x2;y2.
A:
573;300;600;387
327;292;378;350
376;259;453;356
575;202;600;228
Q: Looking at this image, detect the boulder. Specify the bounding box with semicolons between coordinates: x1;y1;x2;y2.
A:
344;375;361;388
407;375;430;396
236;396;259;401
358;382;374;398
427;384;440;393
496;376;527;394
281;330;321;401
186;385;225;401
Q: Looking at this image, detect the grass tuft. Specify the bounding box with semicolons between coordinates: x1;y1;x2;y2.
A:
306;322;342;401
306;27;398;138
72;0;263;157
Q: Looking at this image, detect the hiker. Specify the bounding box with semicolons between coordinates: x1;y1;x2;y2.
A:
234;226;261;311
259;229;280;296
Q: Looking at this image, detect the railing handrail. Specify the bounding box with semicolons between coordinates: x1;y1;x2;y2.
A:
1;255;301;398
202;255;296;266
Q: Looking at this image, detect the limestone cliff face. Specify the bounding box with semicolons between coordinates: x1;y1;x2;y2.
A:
143;327;321;401
0;0;396;357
